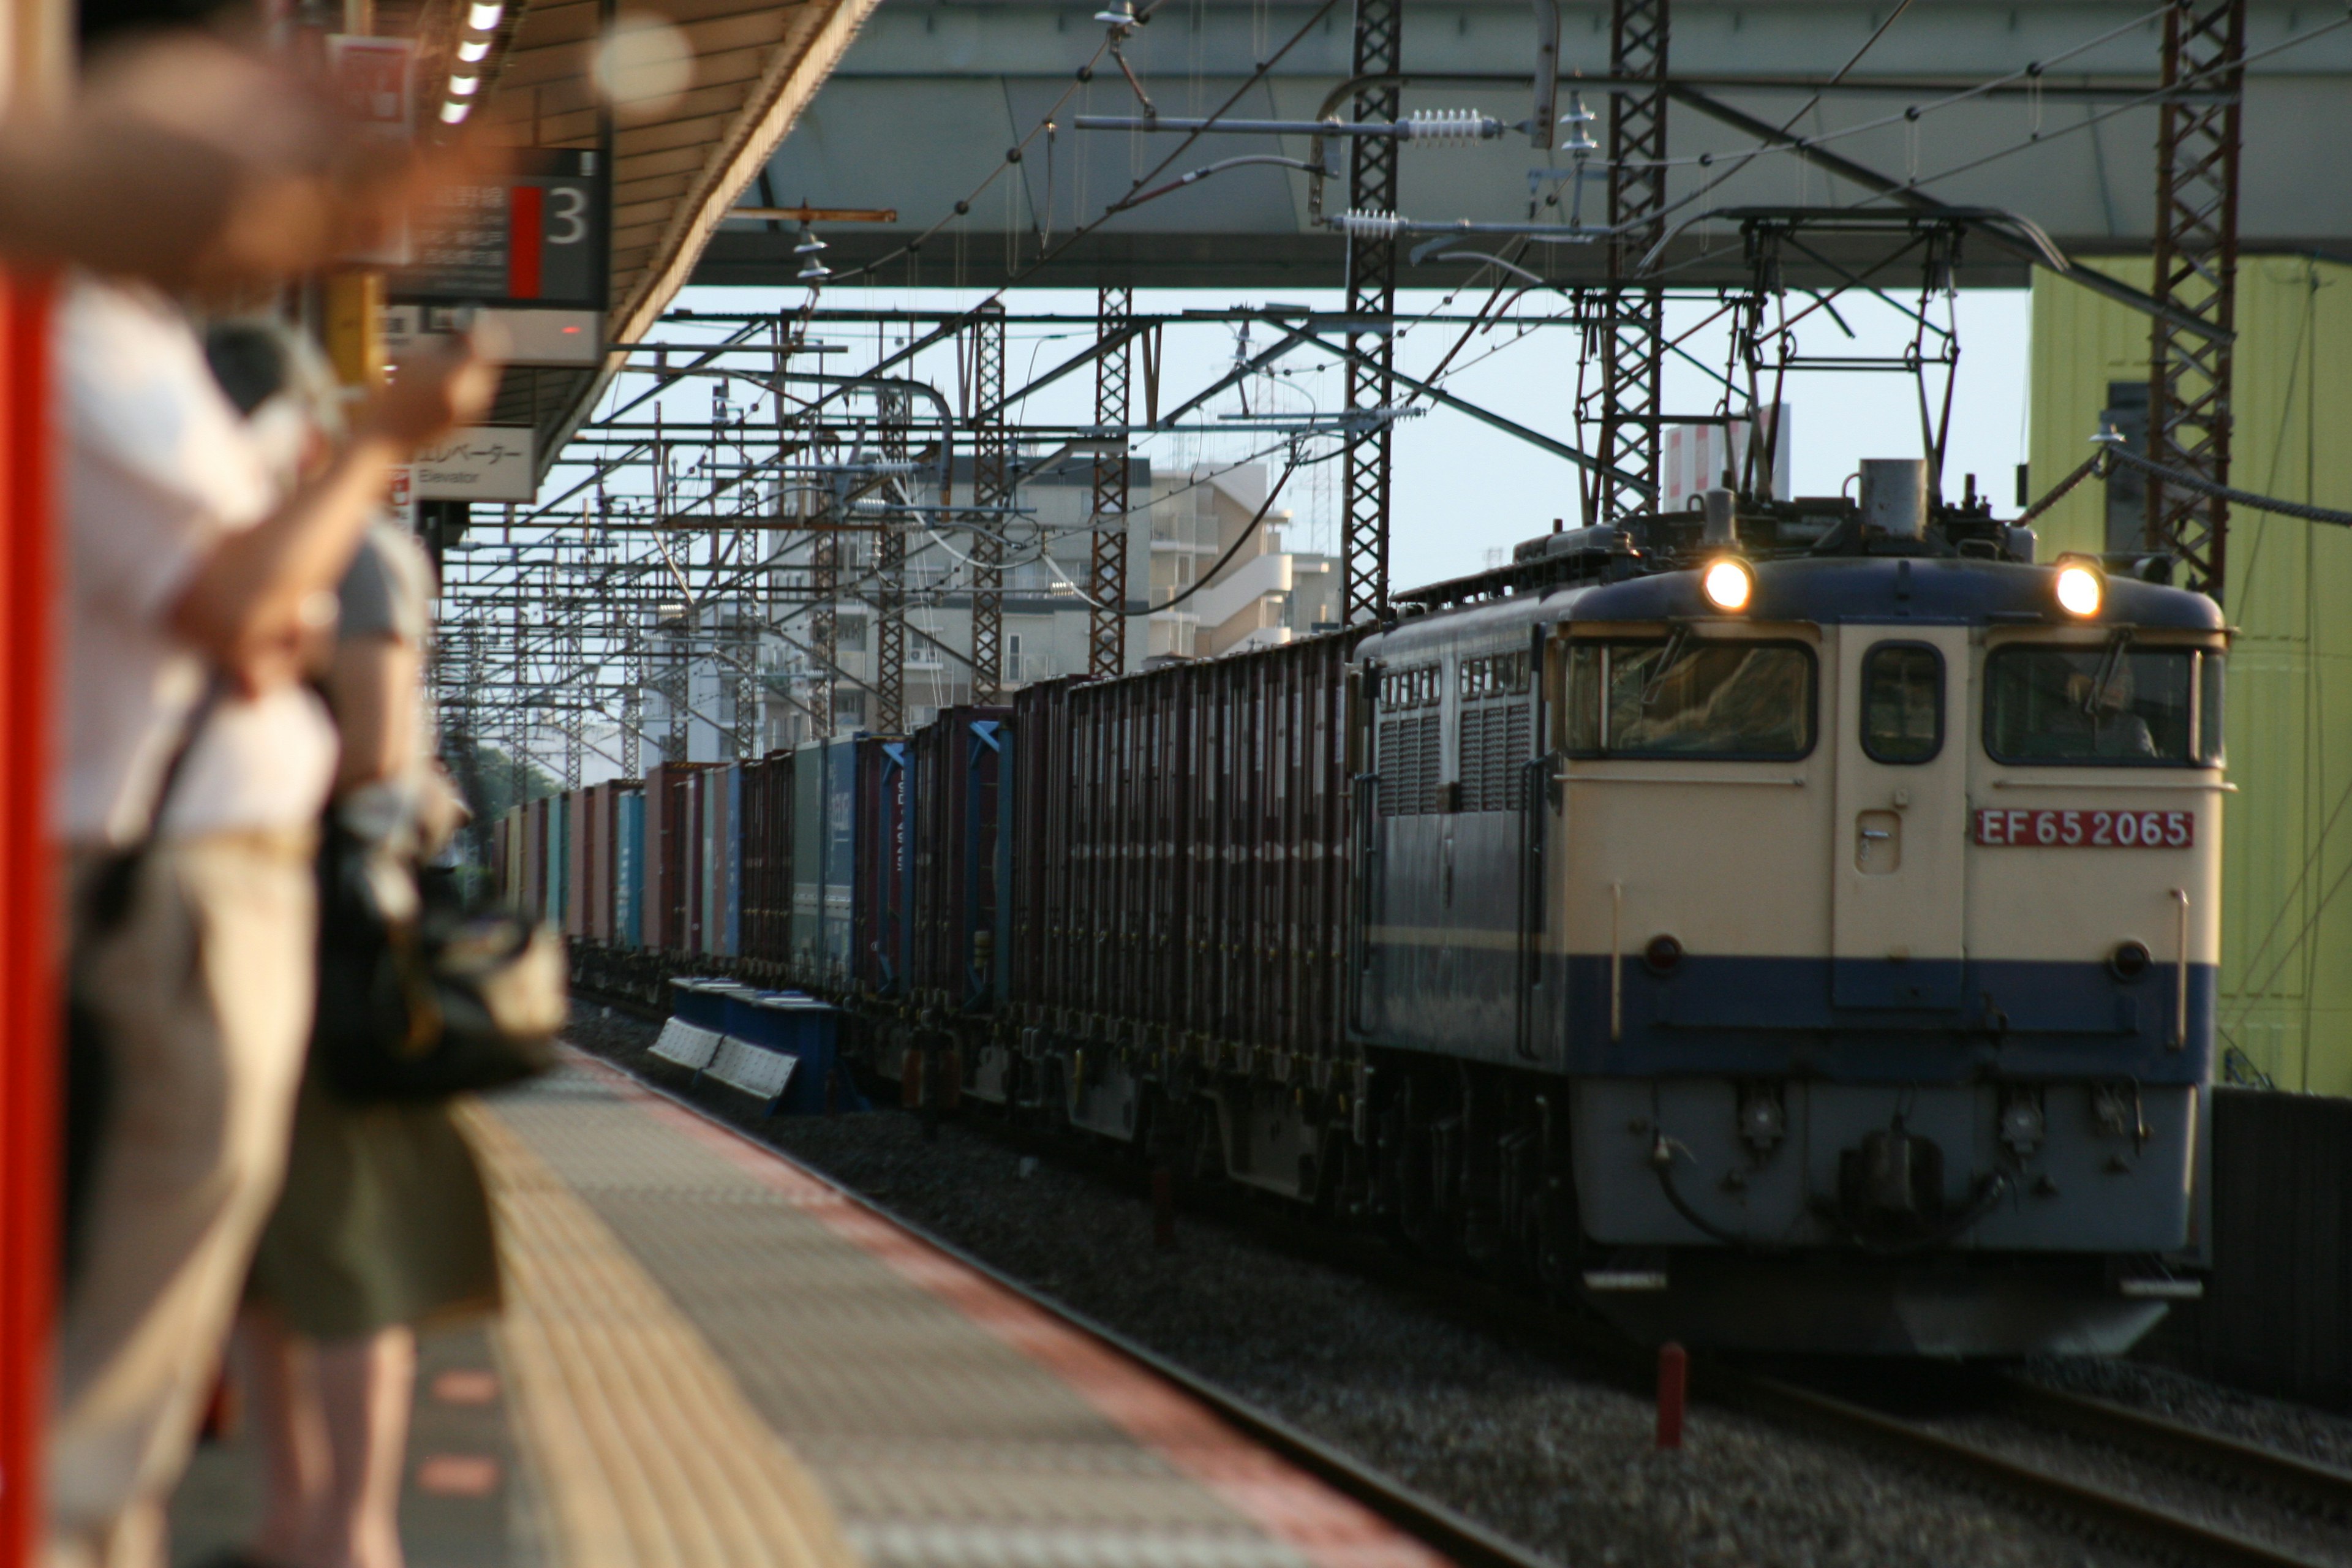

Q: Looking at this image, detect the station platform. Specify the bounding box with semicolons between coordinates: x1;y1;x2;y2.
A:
173;1055;1454;1568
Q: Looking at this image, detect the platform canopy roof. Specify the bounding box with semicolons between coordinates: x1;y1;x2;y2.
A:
454;0;883;464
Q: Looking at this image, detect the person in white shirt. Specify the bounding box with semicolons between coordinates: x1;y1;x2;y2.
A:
48;276;493;1568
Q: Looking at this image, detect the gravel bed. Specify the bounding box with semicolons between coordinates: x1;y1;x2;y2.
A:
562;1006;2153;1568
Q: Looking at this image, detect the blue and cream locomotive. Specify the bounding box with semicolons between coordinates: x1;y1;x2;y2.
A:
1351;459;2222;1354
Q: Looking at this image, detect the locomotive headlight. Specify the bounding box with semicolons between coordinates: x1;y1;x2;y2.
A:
1701;557;1754;613
2054;559;2105;618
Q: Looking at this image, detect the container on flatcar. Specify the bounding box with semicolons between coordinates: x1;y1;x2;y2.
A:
853;737;913;998
615;783;644;947
739;752;793;975
911;708;1011;1012
992;638;1355;1142
788;738;861;987
645;761;720;954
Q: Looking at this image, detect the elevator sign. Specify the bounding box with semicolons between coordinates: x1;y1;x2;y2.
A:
390;149;608;310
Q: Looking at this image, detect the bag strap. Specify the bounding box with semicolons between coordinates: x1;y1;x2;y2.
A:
86;681;225;935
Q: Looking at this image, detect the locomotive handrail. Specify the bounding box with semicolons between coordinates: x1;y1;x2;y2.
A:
1989;777;2236;791
1609;882;1624;1043
1567;774;1806;786
1513;755;1548;1063
2171;888;2192;1051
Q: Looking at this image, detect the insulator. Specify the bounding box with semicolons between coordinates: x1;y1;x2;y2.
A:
1332;209;1404;239
1402;110;1496;145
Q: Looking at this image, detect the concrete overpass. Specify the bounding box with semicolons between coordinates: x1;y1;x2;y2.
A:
701;0;2352;290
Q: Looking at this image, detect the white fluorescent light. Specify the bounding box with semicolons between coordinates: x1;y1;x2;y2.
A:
466;1;503;31
440;99;473;124
449;73;480;96
457;37;490;61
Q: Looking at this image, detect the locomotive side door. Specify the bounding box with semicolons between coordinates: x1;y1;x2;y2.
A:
1830;622;1970;1009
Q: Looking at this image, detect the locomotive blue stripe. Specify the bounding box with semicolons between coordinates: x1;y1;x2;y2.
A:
1360;944;2214;1084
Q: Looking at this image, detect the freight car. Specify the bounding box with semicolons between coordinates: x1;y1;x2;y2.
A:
513;456;2223;1357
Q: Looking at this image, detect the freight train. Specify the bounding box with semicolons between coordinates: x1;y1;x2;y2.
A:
498;458;2225;1357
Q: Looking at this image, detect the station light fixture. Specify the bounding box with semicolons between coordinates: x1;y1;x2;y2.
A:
439;99;472;124
467;1;504;31
2053;556;2105;618
458;36;491;61
1701;556;1754;613
449;72;481;96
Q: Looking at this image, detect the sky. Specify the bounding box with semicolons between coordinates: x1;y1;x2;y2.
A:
672;279;2035;590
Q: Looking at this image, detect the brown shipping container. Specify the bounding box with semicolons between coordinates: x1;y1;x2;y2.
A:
911;709;1010;1008
1009;632;1358;1064
644;761;719;954
739;752;794;968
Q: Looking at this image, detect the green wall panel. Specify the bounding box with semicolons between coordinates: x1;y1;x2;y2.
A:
2029;256;2352;1092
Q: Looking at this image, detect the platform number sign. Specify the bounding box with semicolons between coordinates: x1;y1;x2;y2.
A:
390;149;608;310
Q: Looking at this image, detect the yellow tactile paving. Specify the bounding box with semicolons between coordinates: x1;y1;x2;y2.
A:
457;1101;861;1568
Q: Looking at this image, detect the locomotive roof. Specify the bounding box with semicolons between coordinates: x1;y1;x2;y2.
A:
1362;553;2222;662
1568;554;2225;630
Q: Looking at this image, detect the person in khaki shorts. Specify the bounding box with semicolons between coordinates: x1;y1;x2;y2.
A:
48;271;494;1568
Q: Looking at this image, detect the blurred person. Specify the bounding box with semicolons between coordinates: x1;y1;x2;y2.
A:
49;248;494;1568
196;322;497;1568
0;5;491;290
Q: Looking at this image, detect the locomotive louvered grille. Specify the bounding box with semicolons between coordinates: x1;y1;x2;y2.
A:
1456;646;1534;812
1374;660;1446;816
1457;703;1531;811
1378;713;1442;815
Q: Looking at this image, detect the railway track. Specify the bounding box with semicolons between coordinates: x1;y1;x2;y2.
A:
1715;1368;2352;1568
581;1016;2352;1568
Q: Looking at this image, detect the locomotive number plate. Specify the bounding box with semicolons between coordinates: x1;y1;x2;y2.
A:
1973;807;2194;848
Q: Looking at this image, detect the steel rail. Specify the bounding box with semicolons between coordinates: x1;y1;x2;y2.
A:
1997;1378;2352;1523
579;1050;1567;1568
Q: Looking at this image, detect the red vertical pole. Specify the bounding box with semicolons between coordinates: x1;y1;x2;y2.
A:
0;268;59;1568
1654;1341;1687;1450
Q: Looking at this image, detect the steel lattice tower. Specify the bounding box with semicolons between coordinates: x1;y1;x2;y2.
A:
875;385;911;731
1596;0;1668;524
2146;0;2244;600
1341;0;1401;624
1088;286;1133;679
969;302;1010;703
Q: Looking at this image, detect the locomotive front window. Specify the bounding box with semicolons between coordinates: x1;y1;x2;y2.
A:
1860;643;1944;764
1565;639;1815;760
1983;644;2225;767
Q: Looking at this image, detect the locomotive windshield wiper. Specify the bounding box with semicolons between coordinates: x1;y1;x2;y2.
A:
2082;627;2135;715
1638;624;1696;711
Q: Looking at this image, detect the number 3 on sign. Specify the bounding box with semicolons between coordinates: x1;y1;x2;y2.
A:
547;187;587;244
1973;807;2194;848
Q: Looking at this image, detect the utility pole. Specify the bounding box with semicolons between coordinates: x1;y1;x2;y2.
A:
1341;0;1401;623
1088;285;1133;679
2146;0;2244;600
1594;0;1668;524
